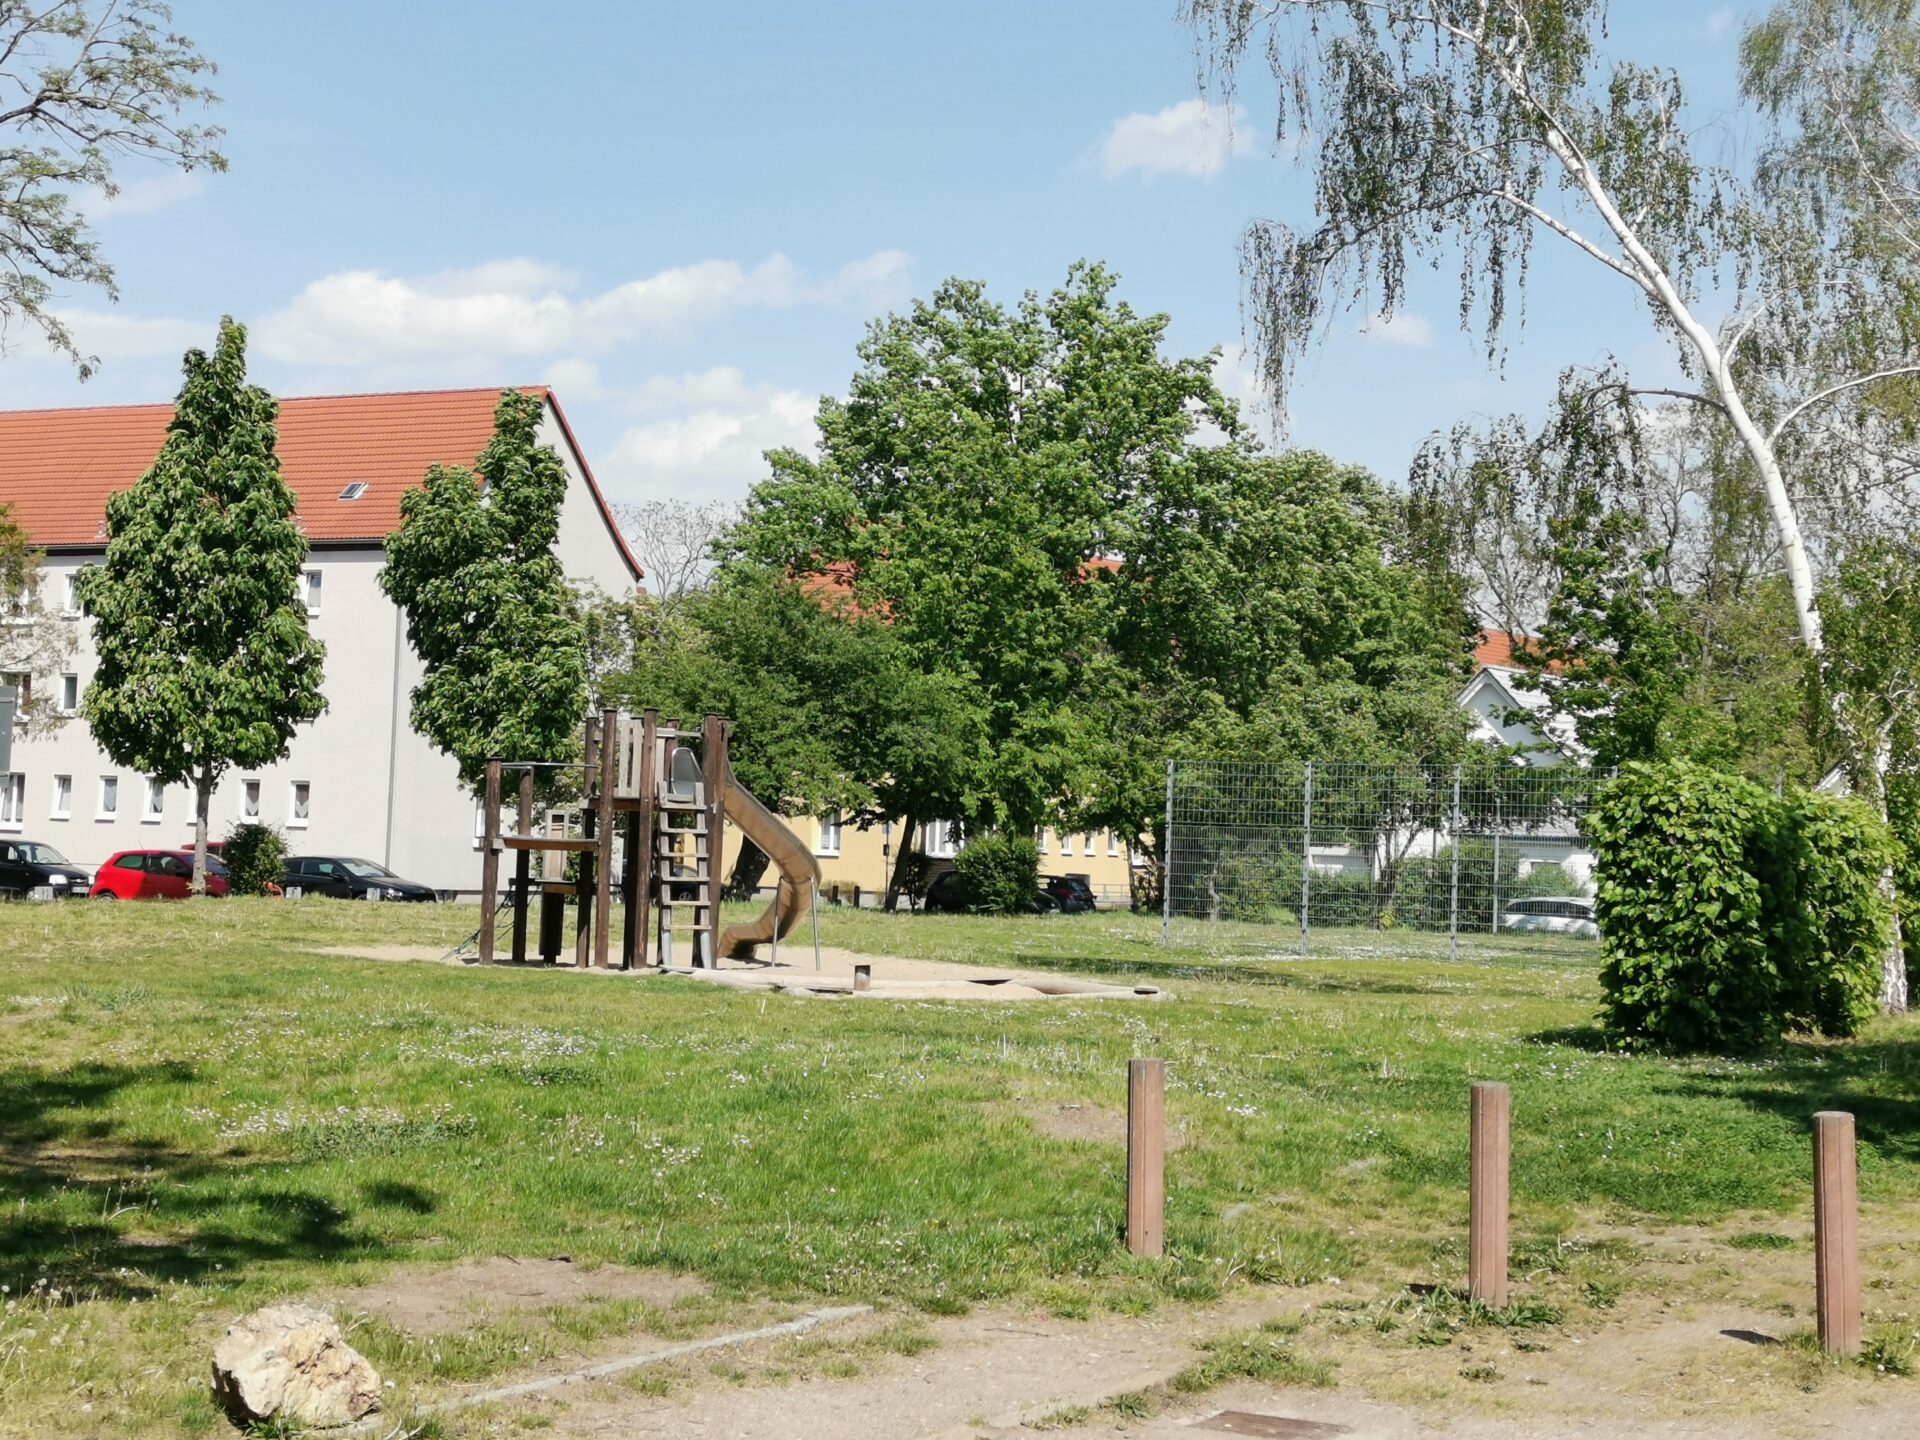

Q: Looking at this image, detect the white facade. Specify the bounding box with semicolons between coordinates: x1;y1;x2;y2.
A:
2;398;638;891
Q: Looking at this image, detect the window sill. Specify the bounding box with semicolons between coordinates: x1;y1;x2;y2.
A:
95;814;118;822
288;821;310;830
141;817;163;826
49;814;69;823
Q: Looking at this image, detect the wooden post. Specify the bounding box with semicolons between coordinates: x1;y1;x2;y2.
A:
1813;1110;1862;1356
632;709;659;968
1127;1058;1166;1257
479;759;501;964
699;714;728;967
510;771;533;963
593;707;617;968
853;962;872;991
1469;1081;1511;1308
575;715;597;969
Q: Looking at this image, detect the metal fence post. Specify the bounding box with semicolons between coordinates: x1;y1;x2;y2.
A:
1491;795;1502;935
1161;759;1175;947
1450;764;1462;961
1301;762;1313;958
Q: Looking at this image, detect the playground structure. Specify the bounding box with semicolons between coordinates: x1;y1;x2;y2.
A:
476;709;820;969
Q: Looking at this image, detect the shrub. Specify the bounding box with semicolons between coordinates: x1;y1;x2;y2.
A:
1588;760;1892;1050
221;822;288;897
954;832;1040;914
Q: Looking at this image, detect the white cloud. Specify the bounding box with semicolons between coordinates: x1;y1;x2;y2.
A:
1707;7;1737;40
83;170;207;219
598;367;818;503
1358;311;1436;348
253;250;913;368
1097;99;1251;179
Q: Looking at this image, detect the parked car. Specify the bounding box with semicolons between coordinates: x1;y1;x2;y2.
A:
1041;875;1097;913
1499;895;1599;940
921;870;1058;915
282;856;437;902
90;850;231;900
0;840;93;899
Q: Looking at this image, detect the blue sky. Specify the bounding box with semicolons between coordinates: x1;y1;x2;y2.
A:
7;1;1756;509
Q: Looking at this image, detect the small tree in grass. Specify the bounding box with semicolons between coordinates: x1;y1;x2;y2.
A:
380;390;587;792
78;318;326;895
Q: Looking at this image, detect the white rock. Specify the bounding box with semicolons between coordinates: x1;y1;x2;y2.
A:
210;1302;381;1428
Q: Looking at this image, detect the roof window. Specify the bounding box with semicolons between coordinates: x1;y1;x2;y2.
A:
338;482;369;501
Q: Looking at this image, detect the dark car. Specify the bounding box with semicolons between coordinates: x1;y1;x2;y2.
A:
283;856;436;902
0;840;92;899
1041;875;1097;913
922;870;1058;915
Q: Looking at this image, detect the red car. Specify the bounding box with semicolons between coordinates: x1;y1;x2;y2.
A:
90;850;232;900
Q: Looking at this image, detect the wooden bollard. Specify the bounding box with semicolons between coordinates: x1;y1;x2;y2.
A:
1127;1058;1166;1257
852;963;872;991
1468;1081;1510;1308
1813;1110;1862;1355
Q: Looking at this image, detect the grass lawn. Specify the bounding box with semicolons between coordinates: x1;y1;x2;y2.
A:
1;897;1916;1435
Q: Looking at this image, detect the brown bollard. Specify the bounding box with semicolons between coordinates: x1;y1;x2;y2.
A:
852;963;872;992
1813;1110;1862;1355
1127;1058;1166;1257
1468;1081;1510;1308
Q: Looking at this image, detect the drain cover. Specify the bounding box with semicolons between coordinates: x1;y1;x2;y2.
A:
1201;1413;1350;1438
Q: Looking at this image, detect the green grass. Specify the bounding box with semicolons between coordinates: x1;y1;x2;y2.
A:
0;898;1917;1435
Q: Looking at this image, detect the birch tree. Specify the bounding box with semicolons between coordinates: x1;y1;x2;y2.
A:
1184;0;1920;656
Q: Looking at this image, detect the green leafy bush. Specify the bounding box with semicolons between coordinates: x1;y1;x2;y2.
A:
954;832;1040;914
1588;760;1891;1050
221;822;288;897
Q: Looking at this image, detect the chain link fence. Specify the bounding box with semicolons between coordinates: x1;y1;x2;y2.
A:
1162;759;1609;953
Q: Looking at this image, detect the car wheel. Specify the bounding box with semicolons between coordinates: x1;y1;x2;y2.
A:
94;892;118;901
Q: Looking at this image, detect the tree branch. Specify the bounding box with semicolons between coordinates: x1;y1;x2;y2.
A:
1768;367;1920;445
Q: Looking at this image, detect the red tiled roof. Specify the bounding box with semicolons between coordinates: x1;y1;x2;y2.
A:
1473;630;1563;673
0;386;641;579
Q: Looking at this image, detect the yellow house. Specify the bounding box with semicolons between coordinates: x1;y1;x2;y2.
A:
716;814;1142;909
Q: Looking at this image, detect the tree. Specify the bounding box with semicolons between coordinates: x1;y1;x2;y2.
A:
1;503;74;733
1185;0;1920;657
76;318;325;893
0;1;224;375
609;498;737;602
380;390;587;792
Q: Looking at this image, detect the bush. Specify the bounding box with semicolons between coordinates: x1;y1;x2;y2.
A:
954;832;1040;914
221;822;288;897
1588;760;1892;1050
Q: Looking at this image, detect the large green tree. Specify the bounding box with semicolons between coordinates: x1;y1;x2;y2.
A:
0;1;225;376
381;390;587;792
77;318;325;892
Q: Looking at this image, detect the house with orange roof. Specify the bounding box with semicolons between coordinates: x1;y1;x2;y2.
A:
0;387;641;891
1459;630;1583;766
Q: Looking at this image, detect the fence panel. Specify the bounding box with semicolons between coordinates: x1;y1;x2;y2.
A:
1163;759;1607;952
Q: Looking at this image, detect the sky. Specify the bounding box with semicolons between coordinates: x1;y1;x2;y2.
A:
2;1;1759;512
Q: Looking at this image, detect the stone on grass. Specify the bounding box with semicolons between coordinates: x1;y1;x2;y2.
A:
211;1302;381;1428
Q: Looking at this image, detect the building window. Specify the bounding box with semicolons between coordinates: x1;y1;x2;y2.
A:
1107;830;1120;857
98;775;118;819
59;673;78;714
62;572;78;615
50;774;71;820
923;820;959;859
301;570;322;614
1035;829;1048;854
289;780;311;827
0;774;23;829
2;671;27;712
816;812;841;857
143;778;165;822
239;778;261;819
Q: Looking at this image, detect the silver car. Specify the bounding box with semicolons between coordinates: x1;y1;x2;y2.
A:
1500;895;1599;940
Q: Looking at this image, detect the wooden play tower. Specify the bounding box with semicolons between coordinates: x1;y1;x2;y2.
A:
475;709;817;970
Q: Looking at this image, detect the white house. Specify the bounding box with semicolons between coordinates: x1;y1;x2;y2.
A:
0;387;640;892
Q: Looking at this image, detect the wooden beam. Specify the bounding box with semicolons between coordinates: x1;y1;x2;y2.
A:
511;771;533;964
1814;1111;1862;1355
1469;1082;1510;1308
628;709;658;969
479;759;501;965
1127;1058;1166;1257
699;713;727;968
594;707;617;968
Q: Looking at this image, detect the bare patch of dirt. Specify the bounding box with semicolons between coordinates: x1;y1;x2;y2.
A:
311;944;464;965
1028;1101;1189;1151
327;1257;706;1335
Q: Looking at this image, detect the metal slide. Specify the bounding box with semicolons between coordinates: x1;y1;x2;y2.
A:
717;760;821;960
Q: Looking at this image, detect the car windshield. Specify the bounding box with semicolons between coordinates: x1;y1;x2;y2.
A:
15;843;70;865
342;859;397;879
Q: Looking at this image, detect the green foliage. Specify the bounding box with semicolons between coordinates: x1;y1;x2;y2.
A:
219;822;287;898
77;318;325;890
953;832;1040;915
1589;760;1892;1049
0;503;75;735
381;391;587;793
0;3;225;377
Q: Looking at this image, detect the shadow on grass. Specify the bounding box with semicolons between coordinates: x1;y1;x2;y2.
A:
0;1060;390;1297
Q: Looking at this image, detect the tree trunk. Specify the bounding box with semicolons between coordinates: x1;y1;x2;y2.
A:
1872;732;1909;1013
884;814;918;912
192;763;213;897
